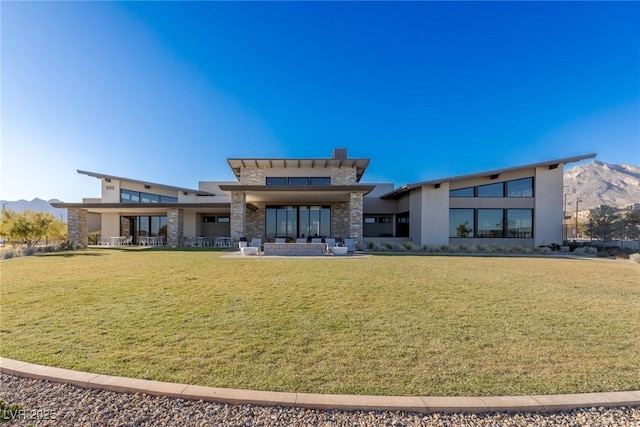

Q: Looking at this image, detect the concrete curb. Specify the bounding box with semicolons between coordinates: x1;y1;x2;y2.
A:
2;357;639;414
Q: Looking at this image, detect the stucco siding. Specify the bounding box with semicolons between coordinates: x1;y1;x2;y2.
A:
534;166;564;246
101;179;121;203
101;212;120;237
183;211;198;237
409;190;422;244
420;183;450;247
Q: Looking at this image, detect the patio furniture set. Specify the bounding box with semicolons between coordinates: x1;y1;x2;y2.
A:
183;236;232;248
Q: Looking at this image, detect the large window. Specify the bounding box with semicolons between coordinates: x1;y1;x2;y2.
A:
266;177;332;186
266;177;287;185
121;189;177;203
449;177;534;199
449;209;474;237
507;209;533;237
477;209;504;238
449;209;534;238
265;205;330;239
450;187;474;197
121;215;168;238
507;178;534;197
477;183;504;198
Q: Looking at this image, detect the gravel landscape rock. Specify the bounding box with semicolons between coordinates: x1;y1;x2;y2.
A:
2;374;639;426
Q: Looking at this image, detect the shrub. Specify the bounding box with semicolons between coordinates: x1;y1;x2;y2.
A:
457;244;468;252
58;240;74;251
383;242;394;251
629;253;640;264
2;249;15;259
22;247;35;256
475;243;487;252
88;231;102;245
401;241;414;251
490;244;503;253
43;245;55;253
510;245;523;254
539;247;552;255
391;244;403;252
440;245;449;252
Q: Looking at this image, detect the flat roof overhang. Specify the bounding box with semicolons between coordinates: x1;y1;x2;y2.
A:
226;158;371;182
51;202;237;214
218;184;375;203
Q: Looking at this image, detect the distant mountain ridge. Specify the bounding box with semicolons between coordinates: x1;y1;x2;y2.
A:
0;198;67;221
564;160;640;211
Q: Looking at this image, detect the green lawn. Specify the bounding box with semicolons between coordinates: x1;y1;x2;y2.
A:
1;249;639;396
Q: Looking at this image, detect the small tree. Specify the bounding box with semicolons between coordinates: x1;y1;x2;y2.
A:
584;210;621;246
623;210;640;244
0;209;67;248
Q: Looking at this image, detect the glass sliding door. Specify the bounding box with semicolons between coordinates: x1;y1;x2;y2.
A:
265;206;331;240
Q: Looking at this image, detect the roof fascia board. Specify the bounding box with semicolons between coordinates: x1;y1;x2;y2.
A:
380;153;597;199
77;170;213;196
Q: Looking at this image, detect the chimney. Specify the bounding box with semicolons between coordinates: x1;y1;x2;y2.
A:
332;148;347;160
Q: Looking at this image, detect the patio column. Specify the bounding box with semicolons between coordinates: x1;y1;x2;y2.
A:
167;208;183;248
230;191;246;244
68;208;88;249
349;192;363;247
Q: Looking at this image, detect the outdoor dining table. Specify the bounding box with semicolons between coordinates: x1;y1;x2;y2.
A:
104;236;126;246
138;236;164;246
214;237;231;248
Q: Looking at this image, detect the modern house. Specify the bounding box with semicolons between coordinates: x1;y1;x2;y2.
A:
54;149;596;250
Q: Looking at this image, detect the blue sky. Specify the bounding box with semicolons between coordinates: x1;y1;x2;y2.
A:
2;1;639;202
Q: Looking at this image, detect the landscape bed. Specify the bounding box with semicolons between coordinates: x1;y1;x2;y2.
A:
1;249;639;397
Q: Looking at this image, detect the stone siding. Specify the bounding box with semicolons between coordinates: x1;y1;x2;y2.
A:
349;192;364;245
263;243;326;256
167;208;183;248
331;202;349;238
68;208;88;249
330;167;357;185
240;167;267;185
246;202;266;240
230;192;246;242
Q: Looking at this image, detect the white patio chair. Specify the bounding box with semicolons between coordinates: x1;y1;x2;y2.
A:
311;238;322;244
250;238;262;253
325;238;336;254
275;237;286;244
296;238;307;243
344;238;355;252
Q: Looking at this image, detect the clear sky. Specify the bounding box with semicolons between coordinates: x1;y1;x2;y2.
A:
2;1;639;202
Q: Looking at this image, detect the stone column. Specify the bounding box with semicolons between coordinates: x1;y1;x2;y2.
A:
68;208;88;249
230;192;246;244
349;192;364;247
167;208;183;248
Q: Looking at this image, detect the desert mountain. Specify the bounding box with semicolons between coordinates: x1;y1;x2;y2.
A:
564;160;640;211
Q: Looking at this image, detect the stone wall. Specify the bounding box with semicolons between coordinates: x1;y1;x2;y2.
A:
246;202;265;240
330;167;357;185
230;192;246;242
331;202;349;238
263;243;326;256
67;208;88;249
240;167;266;185
167;208;183;248
349;192;364;244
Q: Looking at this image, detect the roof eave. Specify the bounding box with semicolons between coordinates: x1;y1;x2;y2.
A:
77;170;214;196
380;153;597;199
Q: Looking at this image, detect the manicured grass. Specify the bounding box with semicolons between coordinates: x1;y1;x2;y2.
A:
1;249;639;396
